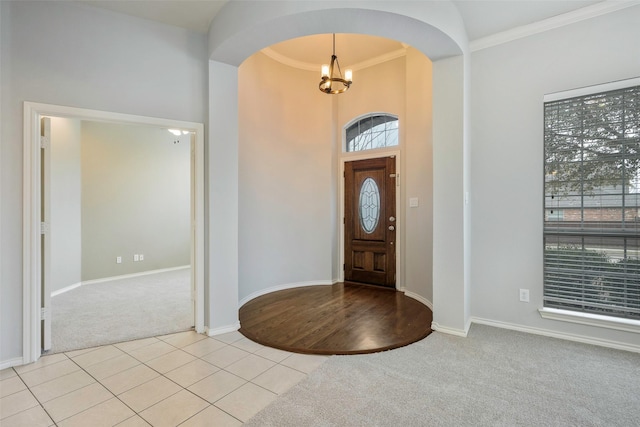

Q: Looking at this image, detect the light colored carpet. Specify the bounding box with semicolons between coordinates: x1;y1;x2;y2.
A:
245;324;640;426
51;268;192;353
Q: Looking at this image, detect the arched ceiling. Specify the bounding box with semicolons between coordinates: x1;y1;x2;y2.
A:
264;34;406;71
78;0;606;66
77;1;602;40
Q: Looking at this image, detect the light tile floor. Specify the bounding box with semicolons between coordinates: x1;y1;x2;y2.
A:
0;331;328;426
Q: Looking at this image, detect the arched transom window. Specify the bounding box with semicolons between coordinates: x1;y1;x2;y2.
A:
345;114;398;152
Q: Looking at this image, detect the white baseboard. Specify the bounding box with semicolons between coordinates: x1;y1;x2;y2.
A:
238;280;334;308
51;282;82;297
471;317;640;354
0;357;25;370
52;265;190;297
206;323;240;337
403;291;433;310
431;321;469;337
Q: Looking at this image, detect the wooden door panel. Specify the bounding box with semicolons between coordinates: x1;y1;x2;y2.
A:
344;157;396;287
351;251;386;272
351;241;386;269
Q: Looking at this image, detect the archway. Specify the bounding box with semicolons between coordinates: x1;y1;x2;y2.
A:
205;2;471;338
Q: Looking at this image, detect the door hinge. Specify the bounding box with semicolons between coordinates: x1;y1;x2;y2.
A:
343;264;345;271
40;136;49;149
40;222;49;234
41;307;49;321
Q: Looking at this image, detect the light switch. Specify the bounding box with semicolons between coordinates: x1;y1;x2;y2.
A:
409;197;419;208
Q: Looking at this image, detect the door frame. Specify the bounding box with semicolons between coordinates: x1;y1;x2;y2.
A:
339;149;402;289
23;102;205;364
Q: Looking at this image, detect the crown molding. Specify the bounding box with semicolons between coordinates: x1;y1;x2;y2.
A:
261;47;318;71
261;46;408;72
351;48;408;72
470;0;640;52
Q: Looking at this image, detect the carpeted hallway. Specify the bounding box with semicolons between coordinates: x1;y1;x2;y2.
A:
51;268;193;353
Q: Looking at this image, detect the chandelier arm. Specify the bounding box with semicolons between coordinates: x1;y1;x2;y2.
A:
335;57;343;80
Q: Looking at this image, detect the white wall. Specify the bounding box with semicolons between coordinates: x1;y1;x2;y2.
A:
470;6;640;347
336;54;434;301
238;52;333;301
48;118;191;290
81;122;191;280
0;0;207;363
337;57;405;125
404;48;434;302
432;54;469;334
49;117;82;293
207;59;239;332
237;50;433;304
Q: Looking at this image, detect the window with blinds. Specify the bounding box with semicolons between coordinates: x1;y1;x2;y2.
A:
544;82;640;320
345;114;398;152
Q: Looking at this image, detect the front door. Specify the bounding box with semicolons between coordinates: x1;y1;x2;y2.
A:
344;157;396;288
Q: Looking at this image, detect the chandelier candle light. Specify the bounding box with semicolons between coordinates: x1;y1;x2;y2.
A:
319;33;353;94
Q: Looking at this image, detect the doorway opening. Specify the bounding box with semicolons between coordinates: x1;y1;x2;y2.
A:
23;103;205;363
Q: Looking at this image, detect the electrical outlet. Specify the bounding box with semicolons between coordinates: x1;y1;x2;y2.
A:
519;289;530;303
134;254;139;262
139;254;144;261
116;256;122;264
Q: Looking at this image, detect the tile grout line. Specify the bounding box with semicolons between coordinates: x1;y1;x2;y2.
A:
111;334;244;424
140;334;294;424
48;355;121;424
9;366;58;426
4;331;330;426
5;334;187;425
83;346;186;425
177;387;245;426
64;344;206;426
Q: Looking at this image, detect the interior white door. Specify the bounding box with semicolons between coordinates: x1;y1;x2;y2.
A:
41;116;52;352
190;132;196;326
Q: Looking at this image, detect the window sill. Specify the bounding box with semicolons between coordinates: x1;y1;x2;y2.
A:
539;308;640;334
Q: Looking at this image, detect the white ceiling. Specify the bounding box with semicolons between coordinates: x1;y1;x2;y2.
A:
73;0;228;33
76;0;605;65
452;0;601;40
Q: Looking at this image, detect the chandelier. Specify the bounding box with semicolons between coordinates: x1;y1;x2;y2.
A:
319;34;353;94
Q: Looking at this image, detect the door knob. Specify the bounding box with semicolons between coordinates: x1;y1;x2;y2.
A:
388;225;395;231
389;216;395;222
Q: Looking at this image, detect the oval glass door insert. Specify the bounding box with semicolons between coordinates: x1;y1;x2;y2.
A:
359;177;380;234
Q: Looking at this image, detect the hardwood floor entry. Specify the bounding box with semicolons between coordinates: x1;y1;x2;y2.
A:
239;283;433;355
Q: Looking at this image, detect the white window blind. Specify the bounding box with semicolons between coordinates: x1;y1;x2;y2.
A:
544;83;640;320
